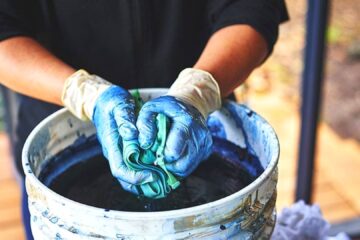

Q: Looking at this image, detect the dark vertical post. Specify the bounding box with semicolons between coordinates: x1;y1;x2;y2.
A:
295;0;330;202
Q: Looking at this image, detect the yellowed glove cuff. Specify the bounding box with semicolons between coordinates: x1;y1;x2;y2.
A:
61;69;112;121
167;68;222;118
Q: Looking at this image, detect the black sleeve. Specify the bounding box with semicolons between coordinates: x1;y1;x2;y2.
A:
208;0;289;54
0;0;40;42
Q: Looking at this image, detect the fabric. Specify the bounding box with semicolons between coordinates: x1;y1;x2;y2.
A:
167;68;222;118
123;90;179;198
91;85;150;191
1;0;288;176
272;201;350;240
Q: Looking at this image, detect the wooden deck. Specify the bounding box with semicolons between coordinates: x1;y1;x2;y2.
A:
0;91;360;239
245;89;360;222
0;134;24;239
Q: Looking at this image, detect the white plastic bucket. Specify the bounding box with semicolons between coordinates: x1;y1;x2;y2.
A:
23;88;279;239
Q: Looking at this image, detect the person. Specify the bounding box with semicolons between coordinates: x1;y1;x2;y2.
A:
0;0;288;239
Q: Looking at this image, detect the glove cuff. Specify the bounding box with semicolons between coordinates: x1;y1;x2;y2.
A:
61;69;112;121
167;68;222;118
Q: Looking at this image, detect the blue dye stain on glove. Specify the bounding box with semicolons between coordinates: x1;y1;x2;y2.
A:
137;95;213;178
93;87;180;198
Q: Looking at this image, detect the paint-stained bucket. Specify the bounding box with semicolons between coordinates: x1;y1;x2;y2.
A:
23;89;279;239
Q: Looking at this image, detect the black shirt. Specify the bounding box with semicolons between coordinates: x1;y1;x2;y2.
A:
0;0;288;174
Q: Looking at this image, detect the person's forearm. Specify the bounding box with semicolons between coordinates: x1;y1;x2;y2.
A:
0;36;75;105
194;25;268;98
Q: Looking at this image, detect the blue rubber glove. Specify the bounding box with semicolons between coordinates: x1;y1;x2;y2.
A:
136;69;222;177
137;95;213;177
92;86;157;192
61;70;156;194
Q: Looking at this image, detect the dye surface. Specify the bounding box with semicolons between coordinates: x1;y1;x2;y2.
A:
39;135;263;212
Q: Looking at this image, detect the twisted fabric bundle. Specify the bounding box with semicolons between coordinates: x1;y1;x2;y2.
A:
121;90;180;199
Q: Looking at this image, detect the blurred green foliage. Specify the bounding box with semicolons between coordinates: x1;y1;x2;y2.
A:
326;25;342;44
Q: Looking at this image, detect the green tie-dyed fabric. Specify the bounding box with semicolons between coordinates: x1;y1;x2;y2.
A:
121;91;179;199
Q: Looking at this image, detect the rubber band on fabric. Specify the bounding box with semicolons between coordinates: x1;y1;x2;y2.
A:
121;90;180;198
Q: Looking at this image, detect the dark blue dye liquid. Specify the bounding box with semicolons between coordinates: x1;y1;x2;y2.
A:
39;135;263;212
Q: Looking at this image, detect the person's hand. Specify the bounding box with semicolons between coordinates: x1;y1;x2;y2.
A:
137;68;222;177
137;96;212;177
61;70;156;194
